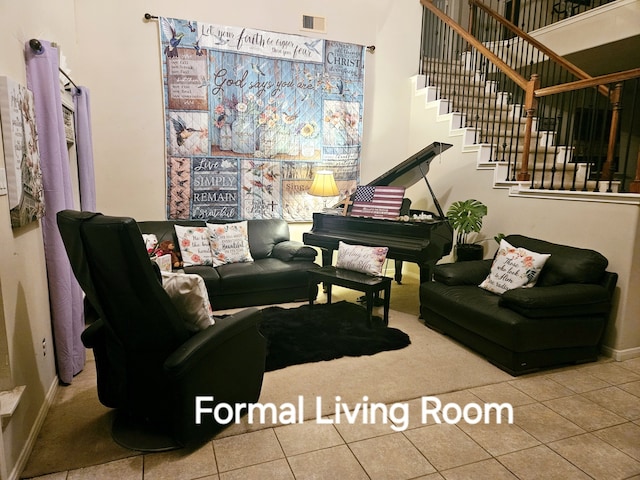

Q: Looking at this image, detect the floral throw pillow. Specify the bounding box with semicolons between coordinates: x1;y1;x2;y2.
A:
206;221;254;267
479;239;551;294
336;241;389;276
174;225;213;267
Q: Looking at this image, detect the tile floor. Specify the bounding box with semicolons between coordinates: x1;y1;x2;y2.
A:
26;358;640;480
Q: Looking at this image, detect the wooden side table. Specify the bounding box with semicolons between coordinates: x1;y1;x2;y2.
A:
308;266;392;327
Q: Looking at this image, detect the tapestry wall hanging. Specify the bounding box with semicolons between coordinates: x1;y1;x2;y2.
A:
0;75;45;228
158;17;365;221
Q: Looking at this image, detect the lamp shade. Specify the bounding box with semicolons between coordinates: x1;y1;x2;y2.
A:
308;171;339;197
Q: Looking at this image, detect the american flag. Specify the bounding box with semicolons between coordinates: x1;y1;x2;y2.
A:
350;186;405;220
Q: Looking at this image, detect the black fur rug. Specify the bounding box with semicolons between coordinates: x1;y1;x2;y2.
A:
258;301;411;371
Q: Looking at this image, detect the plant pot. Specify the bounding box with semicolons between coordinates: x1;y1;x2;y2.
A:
455;243;484;262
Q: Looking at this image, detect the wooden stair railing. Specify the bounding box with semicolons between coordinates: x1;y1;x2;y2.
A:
536;68;640;186
420;0;639;190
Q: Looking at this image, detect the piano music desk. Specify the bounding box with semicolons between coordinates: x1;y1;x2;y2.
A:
307;266;392;327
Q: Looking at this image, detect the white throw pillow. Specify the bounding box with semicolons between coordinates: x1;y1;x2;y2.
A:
160;271;215;332
479;239;551;294
336;241;389;276
206;221;254;267
174;225;213;266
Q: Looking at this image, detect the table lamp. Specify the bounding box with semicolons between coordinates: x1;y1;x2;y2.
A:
308;170;339;209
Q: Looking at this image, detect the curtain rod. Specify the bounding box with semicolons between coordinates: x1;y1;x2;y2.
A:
28;38;79;90
143;13;376;52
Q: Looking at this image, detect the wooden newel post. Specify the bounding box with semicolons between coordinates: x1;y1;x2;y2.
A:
602;83;622;182
517;74;540;182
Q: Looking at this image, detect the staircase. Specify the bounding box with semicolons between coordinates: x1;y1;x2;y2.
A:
418;57;616;194
416;0;640;198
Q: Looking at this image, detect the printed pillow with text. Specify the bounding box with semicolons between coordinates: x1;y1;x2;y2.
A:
479;239;551;294
206;221;254;267
336;241;389;276
174;225;213;267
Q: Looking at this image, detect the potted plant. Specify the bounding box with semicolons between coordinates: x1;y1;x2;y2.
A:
446;199;488;261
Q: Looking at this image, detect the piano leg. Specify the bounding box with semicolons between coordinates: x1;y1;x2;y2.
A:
394;260;403;284
419;262;437;284
320;248;334;267
320;248;334;292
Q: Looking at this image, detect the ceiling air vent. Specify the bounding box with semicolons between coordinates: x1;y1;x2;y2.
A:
302;15;326;33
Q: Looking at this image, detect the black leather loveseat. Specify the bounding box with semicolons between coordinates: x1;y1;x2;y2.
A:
420;234;618;375
138;219;320;309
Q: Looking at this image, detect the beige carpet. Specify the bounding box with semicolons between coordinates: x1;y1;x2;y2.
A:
22;270;513;478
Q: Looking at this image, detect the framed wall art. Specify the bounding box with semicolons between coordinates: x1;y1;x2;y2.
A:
0;75;45;228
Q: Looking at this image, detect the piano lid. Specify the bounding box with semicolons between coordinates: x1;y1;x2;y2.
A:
368;141;452;188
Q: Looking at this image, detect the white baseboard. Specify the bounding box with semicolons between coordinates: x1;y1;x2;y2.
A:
601;345;640;361
10;376;58;480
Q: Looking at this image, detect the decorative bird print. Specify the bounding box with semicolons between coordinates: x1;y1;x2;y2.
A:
336;79;344;95
251;63;266;76
213;33;230;46
304;39;322;55
193;35;205;56
185;20;197;32
162;18;184;58
172;116;198;146
198;75;209;88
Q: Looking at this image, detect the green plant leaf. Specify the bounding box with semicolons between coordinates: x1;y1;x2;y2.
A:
446;199;487;244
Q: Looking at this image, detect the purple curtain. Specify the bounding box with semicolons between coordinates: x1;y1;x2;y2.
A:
25;40;85;384
73;87;96;211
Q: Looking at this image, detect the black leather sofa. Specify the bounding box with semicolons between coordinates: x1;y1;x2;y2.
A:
138;219;320;309
420;234;618;375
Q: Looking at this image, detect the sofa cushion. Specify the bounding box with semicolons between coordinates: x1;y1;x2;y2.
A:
479;239;550;294
434;260;492;286
183;265;222;294
271;241;318;262
499;283;612;318
420;282;606;352
505;235;608;286
206;221;253;266
215;258;314;294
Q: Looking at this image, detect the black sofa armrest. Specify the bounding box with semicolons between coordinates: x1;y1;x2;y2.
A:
500;283;612;318
272;240;318;262
163;307;263;377
162;307;266;442
433;259;493;286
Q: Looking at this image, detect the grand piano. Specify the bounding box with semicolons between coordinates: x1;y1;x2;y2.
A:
303;141;454;284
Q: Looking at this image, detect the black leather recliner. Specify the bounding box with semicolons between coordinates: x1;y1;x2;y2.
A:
420;234;618;376
57;210;267;450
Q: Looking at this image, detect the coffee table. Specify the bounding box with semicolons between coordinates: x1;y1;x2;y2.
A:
308;266;392;326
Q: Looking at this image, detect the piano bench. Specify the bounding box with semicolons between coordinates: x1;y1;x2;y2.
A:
307;266;392;327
